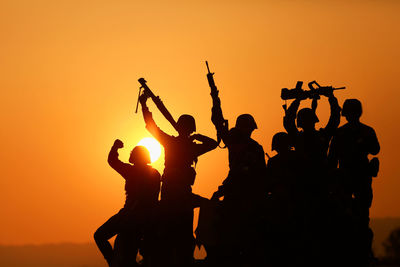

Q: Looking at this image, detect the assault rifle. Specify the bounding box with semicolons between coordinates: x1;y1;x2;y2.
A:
206;61;228;147
136;78;179;132
281;81;345;100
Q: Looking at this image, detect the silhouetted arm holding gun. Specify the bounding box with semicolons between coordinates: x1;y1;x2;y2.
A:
191;133;218;157
206;61;229;147
283;98;301;136
322;90;341;136
108;139;131;178
139;93;171;145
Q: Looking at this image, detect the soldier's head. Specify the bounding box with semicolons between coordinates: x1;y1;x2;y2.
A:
297;108;319;131
272;132;291;153
129;146;151;165
235;114;257;137
342;99;362;123
177;114;196;137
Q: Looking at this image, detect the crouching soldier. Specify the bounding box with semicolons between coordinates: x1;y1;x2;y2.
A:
94;139;161;267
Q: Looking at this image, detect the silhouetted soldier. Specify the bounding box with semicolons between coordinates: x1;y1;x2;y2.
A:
139;94;218;266
265;132;307;266
283;90;340;166
328;99;380;265
203;63;267;265
211;115;267;266
212;114;267;201
94;139;161;267
283;90;340;265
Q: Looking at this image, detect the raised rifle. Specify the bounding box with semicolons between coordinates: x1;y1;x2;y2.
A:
281;80;345;100
136;78;179;132
206;61;228;147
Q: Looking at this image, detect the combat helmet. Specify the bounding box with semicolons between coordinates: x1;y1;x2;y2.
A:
297;108;319;128
342;99;362;118
177;114;196;135
129;146;151;165
272;132;291;152
235;114;258;131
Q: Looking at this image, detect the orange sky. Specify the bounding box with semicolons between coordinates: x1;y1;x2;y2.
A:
1;0;399;245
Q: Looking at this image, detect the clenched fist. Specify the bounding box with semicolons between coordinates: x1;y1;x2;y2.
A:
113;139;124;149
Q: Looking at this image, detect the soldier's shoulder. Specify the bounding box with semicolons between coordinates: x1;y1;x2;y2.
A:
359;122;375;132
338;123;350;130
146;166;161;178
336;123;351;134
249;138;264;150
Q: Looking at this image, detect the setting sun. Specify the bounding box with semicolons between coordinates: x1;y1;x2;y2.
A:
137;137;162;163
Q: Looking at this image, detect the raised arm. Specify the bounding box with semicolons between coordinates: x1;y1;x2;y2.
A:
210;92;231;146
108;139;131;178
324;94;341;136
139;94;171;145
283;98;301;136
192;133;218;157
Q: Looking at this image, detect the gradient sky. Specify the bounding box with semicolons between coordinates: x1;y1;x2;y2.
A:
1;0;399;245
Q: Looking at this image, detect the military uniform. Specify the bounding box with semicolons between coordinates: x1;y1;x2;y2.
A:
210;113;267;266
328;121;380;264
142;106;217;266
283;96;341;265
94;144;161;267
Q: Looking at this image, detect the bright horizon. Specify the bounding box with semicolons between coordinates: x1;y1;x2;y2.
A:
1;0;400;245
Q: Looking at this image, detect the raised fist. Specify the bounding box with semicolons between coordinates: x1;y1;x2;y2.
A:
113;139;124;149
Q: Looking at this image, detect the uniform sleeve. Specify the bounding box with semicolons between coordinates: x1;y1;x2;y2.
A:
193;134;218;157
323;96;341;138
211;93;231;146
108;146;132;179
283;99;300;137
142;105;172;146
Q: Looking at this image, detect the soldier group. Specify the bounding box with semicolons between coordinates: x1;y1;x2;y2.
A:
94;67;380;267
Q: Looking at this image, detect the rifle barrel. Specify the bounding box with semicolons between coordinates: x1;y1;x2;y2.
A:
205;61;211;74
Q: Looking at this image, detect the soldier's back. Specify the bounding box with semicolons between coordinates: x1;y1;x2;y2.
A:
335;122;378;168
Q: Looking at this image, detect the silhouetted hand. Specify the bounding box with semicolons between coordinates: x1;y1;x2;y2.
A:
320;88;334;97
189;134;201;141
139;92;149;105
211;191;222;201
113;139;124;149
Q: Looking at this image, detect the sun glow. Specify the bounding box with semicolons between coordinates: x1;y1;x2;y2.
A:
137;137;162;163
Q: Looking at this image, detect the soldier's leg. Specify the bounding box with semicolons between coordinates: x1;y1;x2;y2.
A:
114;231;141;267
353;177;373;265
175;194;196;267
94;213;121;266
